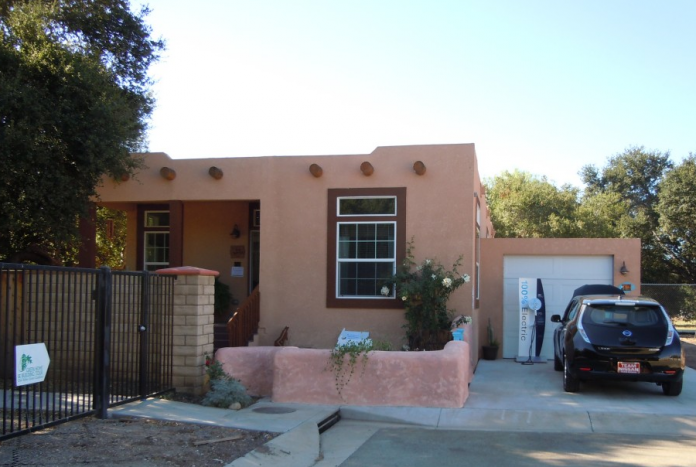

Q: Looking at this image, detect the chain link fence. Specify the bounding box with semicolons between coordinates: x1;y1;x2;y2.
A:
641;284;696;321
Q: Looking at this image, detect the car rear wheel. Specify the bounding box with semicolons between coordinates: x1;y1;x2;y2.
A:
563;356;579;392
662;379;683;396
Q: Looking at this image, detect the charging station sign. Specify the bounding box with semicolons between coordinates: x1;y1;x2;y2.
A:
517;278;546;363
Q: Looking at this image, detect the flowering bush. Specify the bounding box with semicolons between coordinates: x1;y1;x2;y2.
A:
382;240;471;349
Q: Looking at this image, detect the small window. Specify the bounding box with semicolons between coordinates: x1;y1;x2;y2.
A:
140;208;170;271
145;211;170;227
338;197;396;216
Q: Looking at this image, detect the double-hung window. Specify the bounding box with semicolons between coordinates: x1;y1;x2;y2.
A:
327;188;406;308
142;209;170;271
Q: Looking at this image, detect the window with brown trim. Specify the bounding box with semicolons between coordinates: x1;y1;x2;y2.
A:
327;188;406;309
137;204;170;271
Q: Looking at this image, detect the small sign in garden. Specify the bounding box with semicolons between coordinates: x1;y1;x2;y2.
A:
15;343;50;386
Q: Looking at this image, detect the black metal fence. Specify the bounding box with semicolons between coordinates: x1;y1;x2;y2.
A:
1;264;174;440
641;284;696;321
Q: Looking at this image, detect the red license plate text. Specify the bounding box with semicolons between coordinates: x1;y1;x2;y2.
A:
618;362;640;374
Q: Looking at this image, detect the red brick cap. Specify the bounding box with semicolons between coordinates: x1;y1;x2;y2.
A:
155;266;220;277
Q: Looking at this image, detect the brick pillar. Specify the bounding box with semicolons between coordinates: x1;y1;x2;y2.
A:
156;266;218;395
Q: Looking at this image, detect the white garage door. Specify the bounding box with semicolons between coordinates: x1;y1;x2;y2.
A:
502;256;614;360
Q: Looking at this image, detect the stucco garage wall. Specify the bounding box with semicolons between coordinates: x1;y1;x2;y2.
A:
480;238;641;361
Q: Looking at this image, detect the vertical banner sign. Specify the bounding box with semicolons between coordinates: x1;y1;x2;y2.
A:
517;278;546;363
15;343;50;386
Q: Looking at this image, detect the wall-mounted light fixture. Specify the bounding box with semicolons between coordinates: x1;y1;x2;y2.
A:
619;261;629;275
231;224;241;239
413;161;426;175
360;161;374;176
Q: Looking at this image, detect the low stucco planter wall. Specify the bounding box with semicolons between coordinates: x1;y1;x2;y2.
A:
216;340;472;408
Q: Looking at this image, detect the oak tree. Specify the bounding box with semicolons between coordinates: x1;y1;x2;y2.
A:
0;0;164;263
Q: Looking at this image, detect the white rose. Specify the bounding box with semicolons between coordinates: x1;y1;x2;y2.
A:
442;277;452;288
381;286;390;296
462;274;471;283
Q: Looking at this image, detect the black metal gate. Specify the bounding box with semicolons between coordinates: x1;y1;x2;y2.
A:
1;264;174;440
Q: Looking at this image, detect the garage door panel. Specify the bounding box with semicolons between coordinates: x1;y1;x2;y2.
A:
503;257;557;277
502;256;614;360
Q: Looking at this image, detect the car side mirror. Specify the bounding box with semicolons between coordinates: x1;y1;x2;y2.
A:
550;314;562;323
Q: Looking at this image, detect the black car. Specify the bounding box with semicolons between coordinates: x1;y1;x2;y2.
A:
551;284;685;396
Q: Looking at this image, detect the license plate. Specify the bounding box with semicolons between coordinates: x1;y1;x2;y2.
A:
618;362;640;374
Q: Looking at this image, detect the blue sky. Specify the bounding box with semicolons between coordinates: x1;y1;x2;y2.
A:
136;0;695;187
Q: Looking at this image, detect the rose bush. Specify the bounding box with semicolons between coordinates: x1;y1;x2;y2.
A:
382;240;471;350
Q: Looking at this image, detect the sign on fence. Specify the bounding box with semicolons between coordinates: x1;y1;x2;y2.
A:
15;343;50;386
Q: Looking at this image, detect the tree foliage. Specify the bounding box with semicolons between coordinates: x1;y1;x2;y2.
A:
655;154;696;283
485;170;582;238
580;146;673;282
96;206;126;269
0;0;163;263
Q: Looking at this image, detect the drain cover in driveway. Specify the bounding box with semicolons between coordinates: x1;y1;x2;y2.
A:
252;406;297;414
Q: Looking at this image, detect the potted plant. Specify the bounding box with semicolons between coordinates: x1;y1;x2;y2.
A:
482;317;499;360
382;239;471;350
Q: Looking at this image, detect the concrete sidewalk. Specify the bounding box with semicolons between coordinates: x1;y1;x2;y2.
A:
111;360;696;466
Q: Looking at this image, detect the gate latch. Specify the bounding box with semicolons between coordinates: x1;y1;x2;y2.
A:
138;325;147;332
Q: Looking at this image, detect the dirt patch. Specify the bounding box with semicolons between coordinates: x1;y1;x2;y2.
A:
0;395;276;467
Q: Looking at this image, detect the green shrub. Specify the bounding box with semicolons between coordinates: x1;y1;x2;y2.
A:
202;378;252;408
203;358;252;408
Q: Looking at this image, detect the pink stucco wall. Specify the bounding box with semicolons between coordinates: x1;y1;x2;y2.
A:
215;340;471;408
97;144;491;351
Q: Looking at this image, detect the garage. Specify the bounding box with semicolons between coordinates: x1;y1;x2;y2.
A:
502;255;614;360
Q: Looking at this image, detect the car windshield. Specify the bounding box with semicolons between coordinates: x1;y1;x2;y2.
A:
583;305;666;328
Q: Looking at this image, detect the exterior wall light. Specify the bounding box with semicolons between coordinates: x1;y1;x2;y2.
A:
620;261;629;275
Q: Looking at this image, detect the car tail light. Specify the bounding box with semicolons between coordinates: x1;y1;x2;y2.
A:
663;370;677;375
577;323;591;344
665;329;674;346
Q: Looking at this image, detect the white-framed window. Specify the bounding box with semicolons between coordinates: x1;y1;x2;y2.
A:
337;221;396;298
143;210;170;271
327;188;406;309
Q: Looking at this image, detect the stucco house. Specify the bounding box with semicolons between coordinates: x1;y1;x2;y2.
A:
86;143;640;363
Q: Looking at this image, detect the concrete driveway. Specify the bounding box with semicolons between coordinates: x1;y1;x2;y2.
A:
314;360;696;467
339;359;696;435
